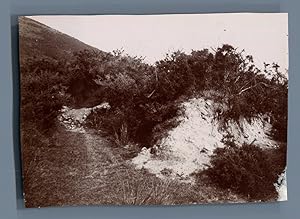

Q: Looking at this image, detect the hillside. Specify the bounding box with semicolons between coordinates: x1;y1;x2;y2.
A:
19;17;288;207
18;16;105;67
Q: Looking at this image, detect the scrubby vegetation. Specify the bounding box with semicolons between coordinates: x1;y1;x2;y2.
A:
20;16;287;206
21;28;288;149
202;143;287;201
83;45;288;146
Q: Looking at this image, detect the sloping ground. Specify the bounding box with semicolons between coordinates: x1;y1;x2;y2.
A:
19;16;104;66
24;101;283;207
132;97;276;182
24;103;246;207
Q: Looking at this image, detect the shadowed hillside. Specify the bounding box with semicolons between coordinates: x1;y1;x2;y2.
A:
18;16;104;67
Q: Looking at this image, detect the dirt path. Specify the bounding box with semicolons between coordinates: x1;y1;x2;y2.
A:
63;128;129;206
83;131;120;178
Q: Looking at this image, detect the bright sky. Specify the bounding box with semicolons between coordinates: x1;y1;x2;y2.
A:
29;13;288;71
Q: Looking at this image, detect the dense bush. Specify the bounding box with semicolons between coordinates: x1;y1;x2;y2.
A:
86;99;181;147
77;45;288;147
21;44;288;150
66;49;155;106
203;143;286;201
71;49;184;147
21;57;68;131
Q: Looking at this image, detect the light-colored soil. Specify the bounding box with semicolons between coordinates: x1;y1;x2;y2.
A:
132;97;276;182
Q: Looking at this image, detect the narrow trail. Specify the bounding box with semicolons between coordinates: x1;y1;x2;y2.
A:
65;129;129;205
82;130;123;179
24;124;122;207
55;103;143;205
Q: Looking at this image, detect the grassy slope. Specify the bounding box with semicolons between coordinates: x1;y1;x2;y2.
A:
18;16;105;67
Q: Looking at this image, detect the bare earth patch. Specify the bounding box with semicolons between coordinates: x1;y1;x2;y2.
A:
132;97;276;182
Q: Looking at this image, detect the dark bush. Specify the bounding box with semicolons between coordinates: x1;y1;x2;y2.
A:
21;57;68;131
204;143;286;201
20;45;286;150
80;45;288;148
86;99;181;147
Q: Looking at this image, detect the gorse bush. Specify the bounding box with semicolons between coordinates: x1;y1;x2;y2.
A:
21;44;288;149
85;98;181;147
203;143;287;201
67;49;155;107
21;57;68;131
81;45;287;147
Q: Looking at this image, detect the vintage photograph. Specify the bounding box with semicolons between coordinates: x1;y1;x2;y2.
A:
19;13;288;208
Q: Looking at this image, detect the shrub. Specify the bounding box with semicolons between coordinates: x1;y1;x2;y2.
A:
81;45;288;150
204;143;286;201
21;58;68;131
86;99;181;148
155;51;195;101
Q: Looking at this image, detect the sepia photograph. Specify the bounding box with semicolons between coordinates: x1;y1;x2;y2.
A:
19;13;288;208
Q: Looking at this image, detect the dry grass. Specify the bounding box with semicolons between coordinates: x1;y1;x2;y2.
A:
22;125;244;208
